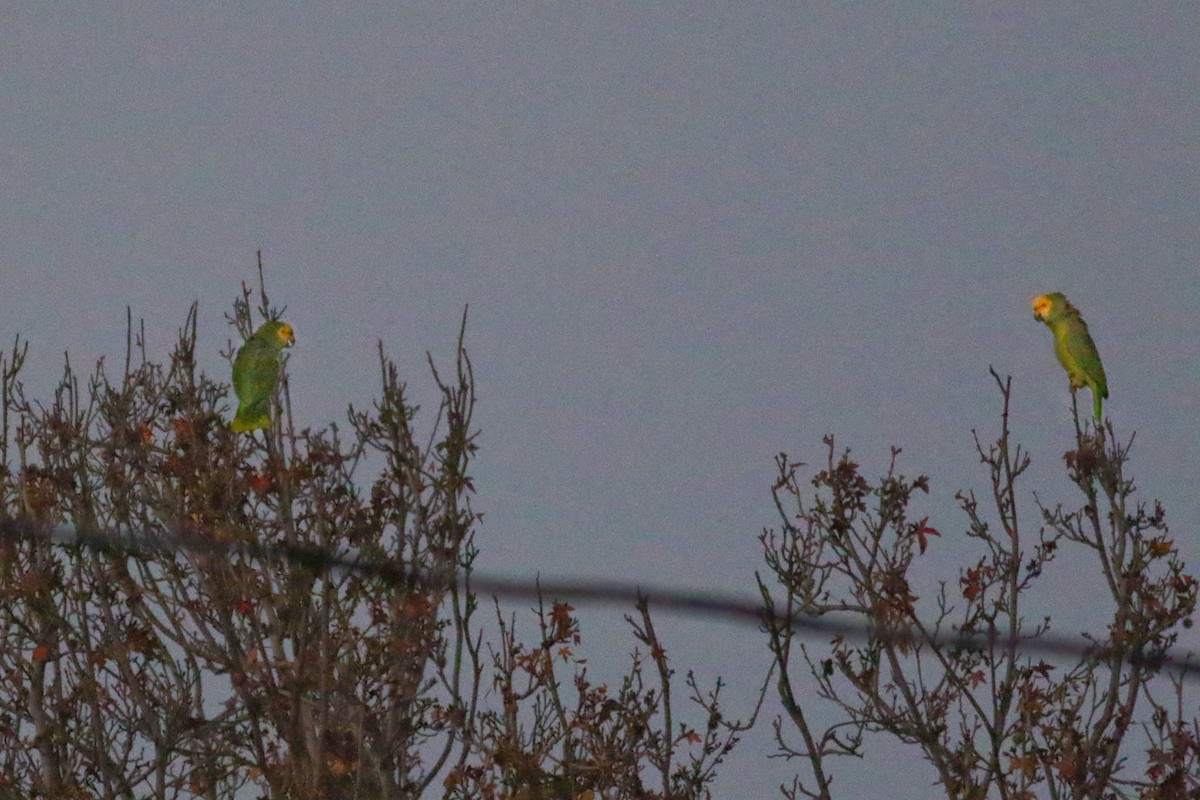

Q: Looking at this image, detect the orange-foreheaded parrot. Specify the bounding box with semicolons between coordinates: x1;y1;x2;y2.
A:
1032;293;1108;421
231;321;295;432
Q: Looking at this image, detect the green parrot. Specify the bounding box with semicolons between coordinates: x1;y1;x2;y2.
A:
1031;293;1108;421
231;321;295;432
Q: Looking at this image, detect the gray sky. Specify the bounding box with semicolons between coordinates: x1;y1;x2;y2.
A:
3;5;1197;797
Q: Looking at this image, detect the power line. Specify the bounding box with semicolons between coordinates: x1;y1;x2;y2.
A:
3;517;1197;682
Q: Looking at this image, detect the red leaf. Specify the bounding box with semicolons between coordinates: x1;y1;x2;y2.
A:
549;602;575;640
1147;537;1173;558
246;473;272;493
913;517;941;554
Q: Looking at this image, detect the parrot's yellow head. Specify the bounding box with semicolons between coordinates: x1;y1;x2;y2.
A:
1031;293;1065;323
258;320;295;348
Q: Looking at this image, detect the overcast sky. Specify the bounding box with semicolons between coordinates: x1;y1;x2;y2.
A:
3;5;1197;797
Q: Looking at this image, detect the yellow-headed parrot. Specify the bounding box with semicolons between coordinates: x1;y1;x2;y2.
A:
231;321;295;432
1031;293;1108;420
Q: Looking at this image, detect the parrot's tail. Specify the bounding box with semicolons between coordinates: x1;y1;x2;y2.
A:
232;401;271;432
1092;389;1103;422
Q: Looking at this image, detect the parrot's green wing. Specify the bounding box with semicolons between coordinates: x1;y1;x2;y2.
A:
1058;319;1108;421
231;321;295;432
231;338;280;432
